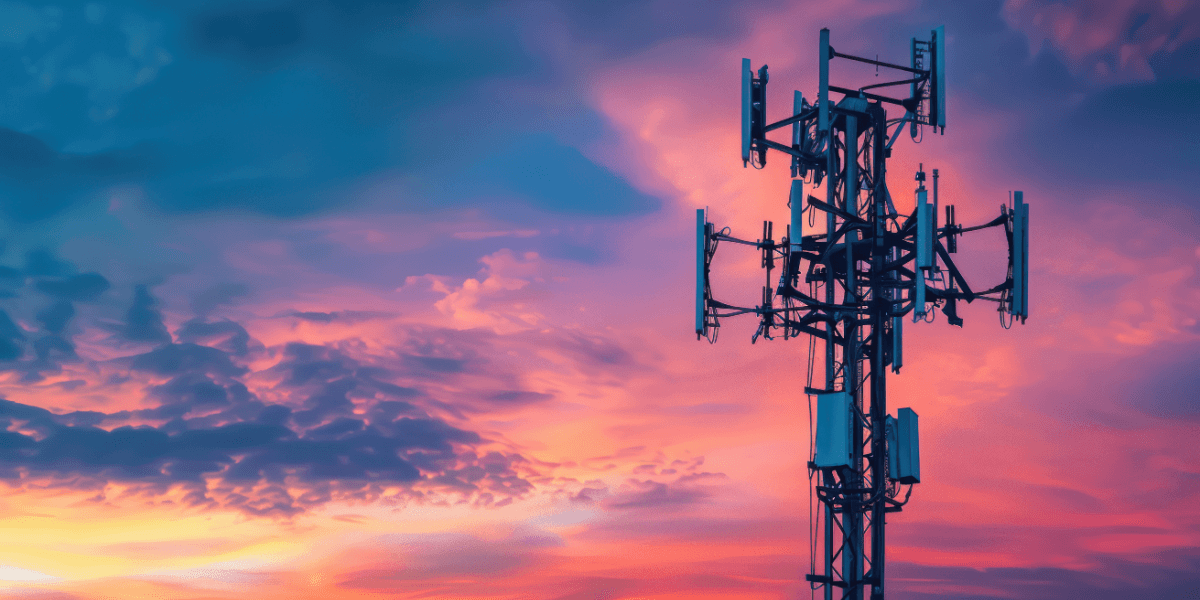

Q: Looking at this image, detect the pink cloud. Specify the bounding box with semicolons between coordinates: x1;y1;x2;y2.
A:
1003;0;1200;83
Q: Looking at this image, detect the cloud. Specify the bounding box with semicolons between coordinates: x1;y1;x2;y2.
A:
120;285;171;344
338;530;563;588
190;6;304;59
602;479;713;511
128;343;247;378
35;301;73;335
1028;79;1200;194
174;319;253;356
0;129;152;221
1001;0;1200;84
402;354;466;374
453;229;539;240
0;310;25;361
458;133;661;216
149;373;240;408
0;299;597;517
34;273;110;302
0;382;528;517
24;249;74;278
190;282;251;316
285;310;392;324
486;390;553;405
890;546;1200;599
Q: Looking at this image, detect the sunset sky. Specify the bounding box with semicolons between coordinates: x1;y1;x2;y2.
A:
0;1;1196;598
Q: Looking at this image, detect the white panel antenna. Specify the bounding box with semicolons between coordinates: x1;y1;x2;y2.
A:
914;269;926;319
1011;191;1029;320
934;26;946;132
792;91;804;148
891;315;903;372
886;415;899;480
896;408;920;484
1021;199;1029;319
916;188;932;270
791;91;805;178
789;180;804;255
742;58;752;165
818;29;829;133
696;209;707;337
814;391;851;468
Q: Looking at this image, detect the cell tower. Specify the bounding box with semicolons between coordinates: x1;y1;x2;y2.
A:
694;27;1030;599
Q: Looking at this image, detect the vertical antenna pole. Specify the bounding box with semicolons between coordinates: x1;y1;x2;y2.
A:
1021;198;1029;321
869;105;889;600
823;121;837;600
844;112;863;600
909;37;919;138
933;169;939;235
696;209;707;338
934;26;945;133
791;181;805;256
822;32;837;595
743;58;752;166
793;91;805;178
819;29;830;133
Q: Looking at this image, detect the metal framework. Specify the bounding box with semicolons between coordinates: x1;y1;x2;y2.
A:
696;27;1029;600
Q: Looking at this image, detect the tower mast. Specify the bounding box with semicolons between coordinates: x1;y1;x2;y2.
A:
696;26;1030;599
